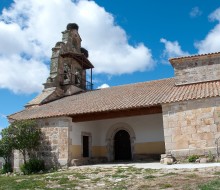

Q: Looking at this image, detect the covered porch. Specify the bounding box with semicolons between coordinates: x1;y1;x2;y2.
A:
69;105;165;164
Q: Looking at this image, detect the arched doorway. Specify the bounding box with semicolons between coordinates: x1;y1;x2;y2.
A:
114;130;131;161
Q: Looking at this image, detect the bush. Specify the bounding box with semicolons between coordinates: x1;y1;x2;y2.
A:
1;163;13;174
20;158;45;175
188;155;199;162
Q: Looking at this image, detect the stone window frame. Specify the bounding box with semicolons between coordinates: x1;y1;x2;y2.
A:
105;122;136;161
81;132;92;158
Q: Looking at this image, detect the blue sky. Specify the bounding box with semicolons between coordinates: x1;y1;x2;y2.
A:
0;0;220;131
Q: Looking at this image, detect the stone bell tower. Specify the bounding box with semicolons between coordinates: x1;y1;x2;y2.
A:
26;23;94;107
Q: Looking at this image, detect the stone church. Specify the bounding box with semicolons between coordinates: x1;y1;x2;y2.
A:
9;23;220;169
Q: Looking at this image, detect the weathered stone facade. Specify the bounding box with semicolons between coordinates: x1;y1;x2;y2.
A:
37;117;72;168
162;97;220;157
170;53;220;85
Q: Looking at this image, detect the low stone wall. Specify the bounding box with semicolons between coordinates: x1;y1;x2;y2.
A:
162;97;220;158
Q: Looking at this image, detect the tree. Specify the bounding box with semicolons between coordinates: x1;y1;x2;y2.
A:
0;128;13;164
8;120;41;164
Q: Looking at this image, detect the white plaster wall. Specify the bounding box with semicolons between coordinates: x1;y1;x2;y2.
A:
71;113;164;146
71;120;102;145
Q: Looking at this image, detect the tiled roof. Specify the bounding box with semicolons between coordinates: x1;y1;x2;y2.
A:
9;78;220;120
169;52;220;61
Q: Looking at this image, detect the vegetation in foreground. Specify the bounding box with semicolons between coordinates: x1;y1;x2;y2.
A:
0;120;44;174
0;166;220;190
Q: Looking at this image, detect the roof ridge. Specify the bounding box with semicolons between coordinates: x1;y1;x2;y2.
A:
169;51;220;61
98;77;174;90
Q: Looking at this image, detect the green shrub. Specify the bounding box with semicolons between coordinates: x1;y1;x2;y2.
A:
188;155;199;162
20;158;45;175
1;163;13;174
207;151;215;162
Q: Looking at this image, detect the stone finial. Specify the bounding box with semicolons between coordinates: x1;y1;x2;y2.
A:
67;23;79;31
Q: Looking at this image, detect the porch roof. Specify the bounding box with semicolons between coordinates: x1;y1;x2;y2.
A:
9;78;220;121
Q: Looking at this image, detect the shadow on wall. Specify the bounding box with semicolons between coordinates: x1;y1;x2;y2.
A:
37;132;60;169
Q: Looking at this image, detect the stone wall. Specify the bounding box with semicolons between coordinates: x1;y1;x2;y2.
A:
0;157;4;169
37;117;72;168
170;54;220;85
162;97;220;158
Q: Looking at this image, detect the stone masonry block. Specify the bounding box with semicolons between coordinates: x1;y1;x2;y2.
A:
196;125;211;133
164;128;173;137
189;148;205;155
168;121;178;128
171;149;189;157
181;126;196;135
164;136;172;143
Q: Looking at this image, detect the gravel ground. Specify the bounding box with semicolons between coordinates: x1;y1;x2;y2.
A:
1;162;220;189
72;162;220;169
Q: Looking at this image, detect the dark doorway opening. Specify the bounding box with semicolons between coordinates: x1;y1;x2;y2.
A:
114;130;131;161
83;136;89;157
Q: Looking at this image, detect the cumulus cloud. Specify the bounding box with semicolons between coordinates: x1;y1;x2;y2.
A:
160;38;189;63
0;0;155;94
209;7;220;21
0;55;48;93
97;83;110;89
189;7;202;18
195;7;220;54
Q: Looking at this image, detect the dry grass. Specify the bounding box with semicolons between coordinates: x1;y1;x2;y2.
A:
0;165;220;189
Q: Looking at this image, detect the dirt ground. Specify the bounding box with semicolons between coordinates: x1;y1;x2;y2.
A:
1;163;220;189
66;164;220;189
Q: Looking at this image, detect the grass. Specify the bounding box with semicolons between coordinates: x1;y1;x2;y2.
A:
112;187;127;190
0;175;46;190
186;173;198;178
162;172;177;176
214;171;220;175
112;174;128;178
72;172;88;179
199;179;220;190
160;183;173;189
144;175;156;179
58;177;69;184
0;166;219;189
144;168;157;174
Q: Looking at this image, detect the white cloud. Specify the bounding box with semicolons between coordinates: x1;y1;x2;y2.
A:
97;83;110;89
0;113;6;119
0;55;48;93
189;7;202;18
0;0;155;94
209;7;220;21
160;38;189;63
195;7;220;54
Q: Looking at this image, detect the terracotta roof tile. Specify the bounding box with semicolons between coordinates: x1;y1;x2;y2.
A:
9;78;220;120
169;52;220;61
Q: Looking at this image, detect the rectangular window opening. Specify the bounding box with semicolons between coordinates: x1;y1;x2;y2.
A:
83;136;89;157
